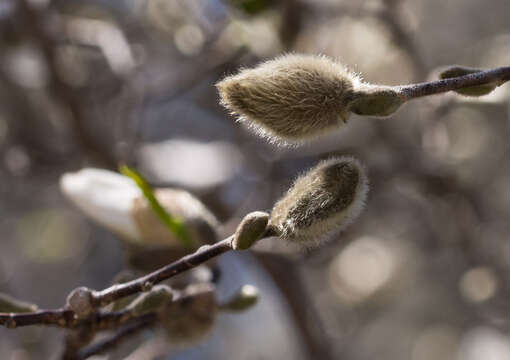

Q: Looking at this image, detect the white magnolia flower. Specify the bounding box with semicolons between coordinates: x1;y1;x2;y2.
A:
60;168;218;248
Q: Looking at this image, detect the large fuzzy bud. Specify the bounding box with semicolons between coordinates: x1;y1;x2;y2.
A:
269;156;368;247
60;168;218;250
217;54;359;144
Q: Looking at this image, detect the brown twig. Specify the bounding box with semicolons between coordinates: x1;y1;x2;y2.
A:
397;66;510;101
76;314;156;360
0;235;235;328
17;0;117;168
0;309;75;328
0;308;134;330
91;235;235;307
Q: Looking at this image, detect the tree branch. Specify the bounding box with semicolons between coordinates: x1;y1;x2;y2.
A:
0;235;237;328
91;235;235;307
76;314;156;360
397;66;510;100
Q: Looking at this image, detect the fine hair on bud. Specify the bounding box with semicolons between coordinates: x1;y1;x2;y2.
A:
217;54;360;144
269;156;368;247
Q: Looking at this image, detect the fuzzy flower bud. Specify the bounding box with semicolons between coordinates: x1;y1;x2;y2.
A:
269;156;368;247
217;54;359;144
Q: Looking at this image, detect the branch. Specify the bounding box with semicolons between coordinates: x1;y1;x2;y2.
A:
0;308;134;330
0;235;236;328
76;314;156;360
398;66;510;100
17;0;117;168
0;309;75;328
91;235;235;307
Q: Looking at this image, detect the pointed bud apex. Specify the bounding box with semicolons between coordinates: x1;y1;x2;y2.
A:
349;86;404;117
217;54;359;144
220;285;259;311
232;211;269;250
66;287;95;319
0;293;38;313
439;66;498;97
127;285;174;316
270;156;368;247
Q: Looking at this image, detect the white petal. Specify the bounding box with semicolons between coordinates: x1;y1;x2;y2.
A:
60;168;142;241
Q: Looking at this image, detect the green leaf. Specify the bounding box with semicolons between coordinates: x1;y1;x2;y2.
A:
119;165;193;249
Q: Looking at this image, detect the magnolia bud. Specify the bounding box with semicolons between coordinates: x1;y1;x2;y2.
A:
217;54;359;144
126;285;174;316
350;86;404;117
66;287;95;319
220;285;259;311
232;211;269;250
159;283;217;344
269;156;368;247
439;66;498;97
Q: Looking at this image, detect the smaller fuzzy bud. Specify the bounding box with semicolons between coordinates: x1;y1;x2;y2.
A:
349;86;404;117
0;293;38;313
220;285;259;311
159;283;217;344
269;156;368;247
217;54;359;144
439;66;498;97
232;211;269;250
66;287;95;319
126;285;174;316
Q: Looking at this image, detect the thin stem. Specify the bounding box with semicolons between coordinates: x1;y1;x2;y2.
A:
77;314;156;360
398;66;510;100
0;235;237;329
91;235;234;307
0;308;135;330
0;309;75;328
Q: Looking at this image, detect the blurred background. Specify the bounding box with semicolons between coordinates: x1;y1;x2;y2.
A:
1;0;510;359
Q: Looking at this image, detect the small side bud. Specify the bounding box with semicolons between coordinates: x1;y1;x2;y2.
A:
439;66;498;97
0;293;38;313
66;287;95;319
270;156;368;247
232;211;269;250
160;283;217;344
126;285;174;316
349;86;404;117
217;54;359;144
220;285;259;312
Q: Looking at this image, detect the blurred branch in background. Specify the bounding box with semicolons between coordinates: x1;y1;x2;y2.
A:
1;0;510;359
